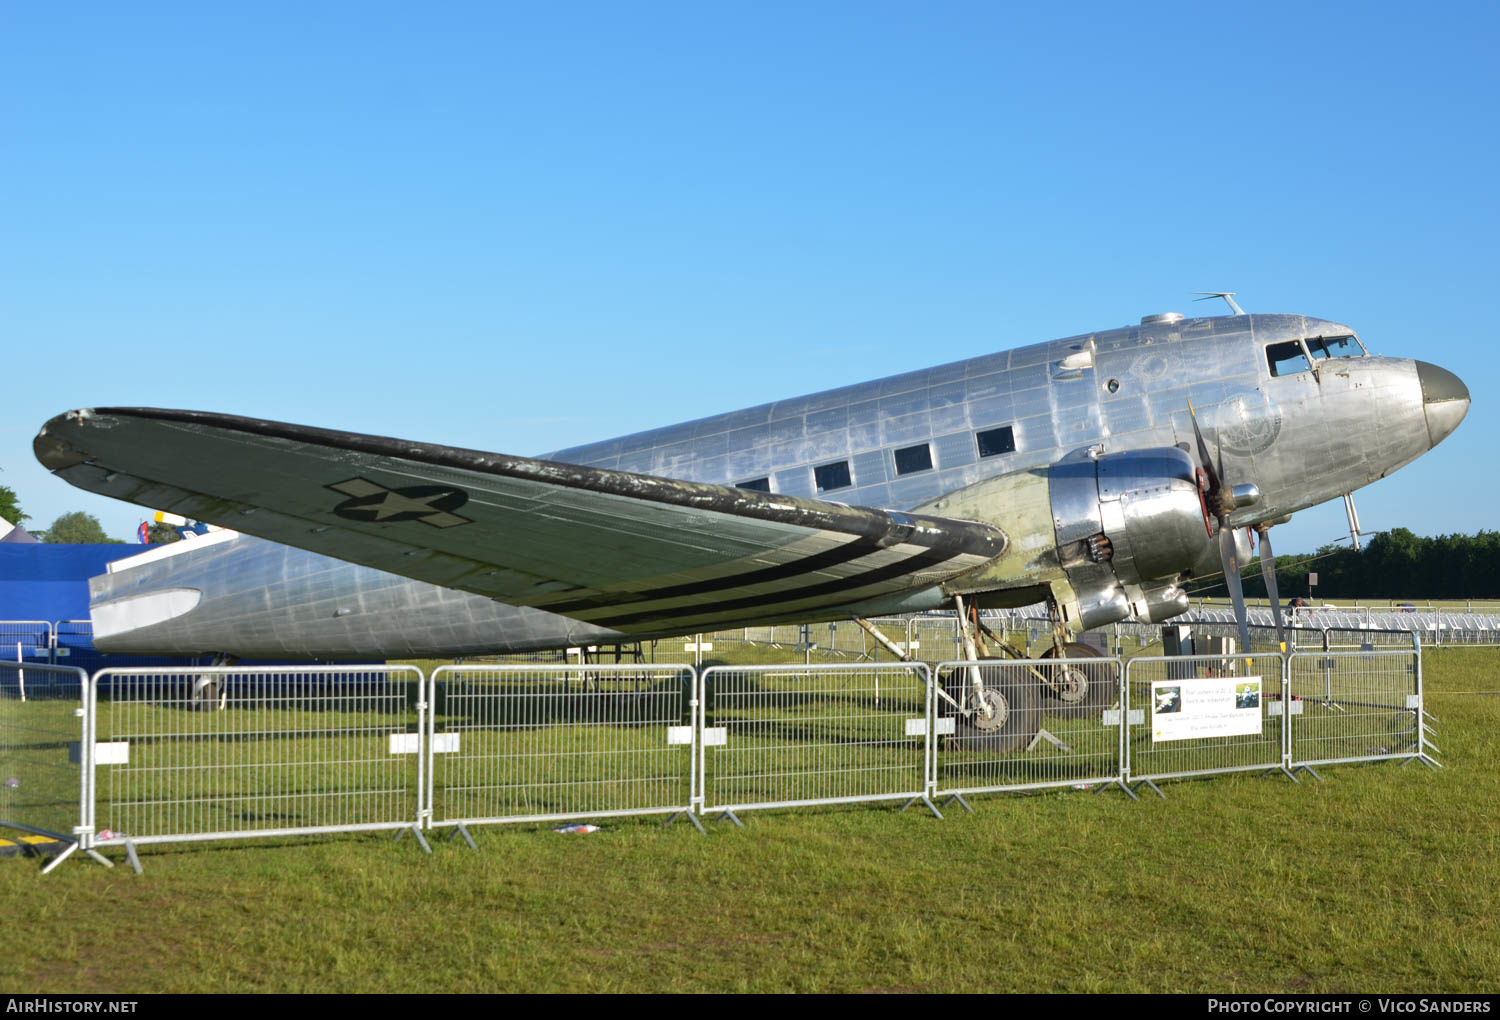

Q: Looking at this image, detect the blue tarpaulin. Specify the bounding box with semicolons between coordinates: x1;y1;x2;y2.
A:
0;544;146;623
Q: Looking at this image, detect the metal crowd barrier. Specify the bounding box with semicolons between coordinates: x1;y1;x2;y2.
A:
0;621;53;666
698;663;937;823
710;618;917;661
931;657;1127;804
8;645;1438;873
1287;650;1425;771
1123;653;1293;793
909;616;964;662
88;665;426;869
0;660;90;871
426;664;698;840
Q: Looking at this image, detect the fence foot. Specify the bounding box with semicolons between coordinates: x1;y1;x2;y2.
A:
663;811;706;834
1130;780;1166;800
447;824;477;850
38;841;78;875
1026;727;1073;753
1292;765;1324;782
124;840;143;876
84;848;114;869
1278;766;1300;784
939;793;975;814
395;825;433;853
712;810;744;828
1415;754;1442;771
900;795;943;819
1094;779;1137;800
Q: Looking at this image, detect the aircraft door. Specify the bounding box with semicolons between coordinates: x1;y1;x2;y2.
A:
1049;340;1103;447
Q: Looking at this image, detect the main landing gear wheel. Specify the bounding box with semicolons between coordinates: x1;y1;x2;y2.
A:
1036;643;1114;718
947;662;1040;753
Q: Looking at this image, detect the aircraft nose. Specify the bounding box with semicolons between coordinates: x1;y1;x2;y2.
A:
1415;361;1470;448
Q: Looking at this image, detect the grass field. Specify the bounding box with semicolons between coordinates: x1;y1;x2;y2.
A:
1;648;1496;993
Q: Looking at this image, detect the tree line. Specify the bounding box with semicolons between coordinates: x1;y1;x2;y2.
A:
1199;528;1500;600
2;485;125;543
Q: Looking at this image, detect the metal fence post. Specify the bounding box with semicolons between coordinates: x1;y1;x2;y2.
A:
695;665;708;820
1414;635;1440;768
689;665;701;819
1281;650;1293;778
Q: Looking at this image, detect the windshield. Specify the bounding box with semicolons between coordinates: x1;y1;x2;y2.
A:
1305;335;1364;359
1267;340;1312;377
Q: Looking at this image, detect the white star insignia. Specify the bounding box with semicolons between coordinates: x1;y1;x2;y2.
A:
326;478;472;528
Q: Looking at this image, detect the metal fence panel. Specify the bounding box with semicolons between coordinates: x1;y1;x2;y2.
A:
700;663;932;814
1288;650;1422;767
90;665;424;847
0;661;87;845
1124;653;1289;783
1321;628;1420;651
0;621;54;666
932;657;1124;797
427;664;695;828
909;616;963;662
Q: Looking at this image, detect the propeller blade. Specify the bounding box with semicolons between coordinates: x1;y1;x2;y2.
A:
1218;524;1252;652
1216;435;1228;506
1259;528;1288;651
1186;400;1220;492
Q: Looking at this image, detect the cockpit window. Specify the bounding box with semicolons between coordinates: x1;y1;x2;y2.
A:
1305;335;1364;359
1266;341;1312;377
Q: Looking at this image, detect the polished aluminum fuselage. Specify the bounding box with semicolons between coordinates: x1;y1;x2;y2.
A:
88;313;1456;658
543;312;1425;526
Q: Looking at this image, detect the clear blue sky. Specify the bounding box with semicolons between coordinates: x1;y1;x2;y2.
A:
3;2;1496;556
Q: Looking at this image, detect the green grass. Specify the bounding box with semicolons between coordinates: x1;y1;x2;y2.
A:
1;649;1497;993
1;692;86;840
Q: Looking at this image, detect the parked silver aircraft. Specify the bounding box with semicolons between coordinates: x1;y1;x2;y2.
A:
33;307;1469;744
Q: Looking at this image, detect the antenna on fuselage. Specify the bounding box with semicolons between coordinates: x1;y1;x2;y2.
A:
1190;291;1245;315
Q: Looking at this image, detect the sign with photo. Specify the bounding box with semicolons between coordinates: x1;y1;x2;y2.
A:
1150;677;1263;742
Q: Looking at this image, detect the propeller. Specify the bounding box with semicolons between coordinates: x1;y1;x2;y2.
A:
1257;524;1288;651
1186;400;1255;652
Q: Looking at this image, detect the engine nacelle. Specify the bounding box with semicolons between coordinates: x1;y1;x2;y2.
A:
1049;446;1248;629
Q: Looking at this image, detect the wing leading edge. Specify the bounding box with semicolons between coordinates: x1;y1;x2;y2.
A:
36;408;1007;633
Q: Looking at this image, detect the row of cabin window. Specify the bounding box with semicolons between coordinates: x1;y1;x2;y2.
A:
735;425;1016;494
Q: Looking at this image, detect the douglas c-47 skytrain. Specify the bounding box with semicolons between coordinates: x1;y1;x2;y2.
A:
34;303;1469;744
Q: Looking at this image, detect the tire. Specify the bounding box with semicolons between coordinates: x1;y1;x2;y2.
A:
1036;642;1116;718
944;661;1040;753
190;676;224;712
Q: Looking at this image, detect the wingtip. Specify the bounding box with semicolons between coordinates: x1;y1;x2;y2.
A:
33;409;98;471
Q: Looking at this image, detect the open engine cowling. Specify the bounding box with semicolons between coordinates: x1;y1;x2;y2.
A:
1049;446;1250;629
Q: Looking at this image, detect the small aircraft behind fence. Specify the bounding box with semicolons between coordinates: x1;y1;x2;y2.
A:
33;304;1469;744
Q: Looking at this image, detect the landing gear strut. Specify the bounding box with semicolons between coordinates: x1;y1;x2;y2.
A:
945;594;1042;752
190;653;237;711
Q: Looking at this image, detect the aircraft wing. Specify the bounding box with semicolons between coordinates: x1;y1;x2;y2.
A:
35;408;1006;632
